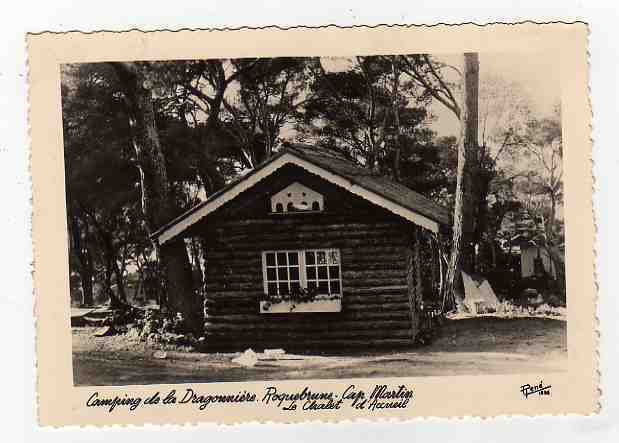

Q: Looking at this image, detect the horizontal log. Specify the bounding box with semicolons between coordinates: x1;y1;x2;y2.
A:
342;270;405;279
204;306;258;315
209;238;407;252
204;310;411;323
205;259;262;270
342;246;408;256
206;217;403;230
205;319;411;333
204;301;413;316
206;250;262;260
204;305;413;317
205;327;413;341
343;278;407;288
343;261;407;271
204;273;262;283
204;290;263;300
222;229;405;244
221;223;402;234
205;282;262;291
343;301;411;312
344;294;410;304
345;285;408;294
339;311;411;321
341;252;407;263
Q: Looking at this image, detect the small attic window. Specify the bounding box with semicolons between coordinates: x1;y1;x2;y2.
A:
271;182;324;214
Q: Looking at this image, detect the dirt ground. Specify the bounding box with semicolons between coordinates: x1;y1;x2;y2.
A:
72;317;567;386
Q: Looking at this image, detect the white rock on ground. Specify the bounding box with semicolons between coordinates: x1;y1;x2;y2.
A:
232;348;259;367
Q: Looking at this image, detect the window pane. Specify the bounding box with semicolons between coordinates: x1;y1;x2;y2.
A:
330;281;341;294
279;283;289;295
268;283;278;295
288;252;298;265
266;252;275;266
329;266;339;279
289;266;299;280
265;250;341;300
306;266;316;280
328;250;339;265
317;266;328;279
318;281;329;294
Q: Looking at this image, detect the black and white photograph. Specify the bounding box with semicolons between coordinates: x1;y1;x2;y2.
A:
61;52;568;386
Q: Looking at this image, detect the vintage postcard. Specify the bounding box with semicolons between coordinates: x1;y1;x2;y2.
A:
28;23;597;427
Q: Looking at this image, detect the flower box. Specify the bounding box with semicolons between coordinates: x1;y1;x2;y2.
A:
259;298;342;314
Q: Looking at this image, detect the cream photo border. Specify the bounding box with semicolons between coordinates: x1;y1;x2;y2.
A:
28;22;596;426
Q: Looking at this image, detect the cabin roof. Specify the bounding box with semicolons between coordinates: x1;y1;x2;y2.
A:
152;144;450;244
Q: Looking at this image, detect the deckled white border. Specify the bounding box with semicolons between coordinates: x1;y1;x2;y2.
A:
3;1;618;442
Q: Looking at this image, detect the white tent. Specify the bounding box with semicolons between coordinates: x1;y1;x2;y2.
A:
461;271;500;314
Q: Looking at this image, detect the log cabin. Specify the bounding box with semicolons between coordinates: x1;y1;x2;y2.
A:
152;144;449;350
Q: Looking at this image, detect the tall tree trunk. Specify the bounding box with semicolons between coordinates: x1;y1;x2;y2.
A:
197;127;226;195
92;224;126;308
430;236;437;297
101;261;119;308
548;193;556;240
197;112;226;195
111;62;203;334
443;53;480;310
68;211;94;306
490;240;497;268
82;246;95;306
473;170;492;269
391;59;402;182
112;258;127;303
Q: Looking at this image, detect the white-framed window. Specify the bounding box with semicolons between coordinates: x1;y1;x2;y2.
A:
261;249;342;298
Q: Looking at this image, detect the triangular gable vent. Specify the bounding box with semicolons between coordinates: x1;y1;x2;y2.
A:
271;182;324;213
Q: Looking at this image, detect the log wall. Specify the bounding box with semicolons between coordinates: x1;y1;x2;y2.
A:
197;164;420;351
